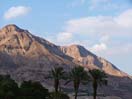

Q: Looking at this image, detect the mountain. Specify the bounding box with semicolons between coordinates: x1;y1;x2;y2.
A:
60;45;127;77
0;24;75;80
0;24;132;99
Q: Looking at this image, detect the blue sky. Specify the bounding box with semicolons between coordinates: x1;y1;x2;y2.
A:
0;0;132;75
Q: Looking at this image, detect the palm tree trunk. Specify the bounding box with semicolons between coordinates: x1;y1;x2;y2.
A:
75;90;78;99
93;80;97;99
74;81;79;99
54;79;59;93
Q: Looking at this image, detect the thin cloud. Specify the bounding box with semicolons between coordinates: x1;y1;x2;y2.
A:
57;9;132;56
89;0;114;10
57;32;73;43
89;0;130;11
106;43;132;55
68;0;85;7
99;35;110;43
90;43;107;52
65;9;132;36
4;6;31;20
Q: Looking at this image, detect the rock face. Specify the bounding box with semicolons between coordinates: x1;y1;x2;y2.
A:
0;24;132;99
0;24;74;81
60;45;127;77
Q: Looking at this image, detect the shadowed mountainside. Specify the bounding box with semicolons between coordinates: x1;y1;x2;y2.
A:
0;24;131;99
60;45;127;77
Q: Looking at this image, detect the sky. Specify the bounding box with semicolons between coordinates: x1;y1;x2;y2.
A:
0;0;132;75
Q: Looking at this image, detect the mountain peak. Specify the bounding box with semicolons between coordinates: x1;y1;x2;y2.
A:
1;24;24;33
4;24;18;28
61;44;95;57
0;24;128;77
68;44;85;49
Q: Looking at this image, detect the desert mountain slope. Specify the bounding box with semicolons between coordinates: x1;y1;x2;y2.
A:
0;24;75;80
60;45;127;77
0;24;131;99
0;24;127;77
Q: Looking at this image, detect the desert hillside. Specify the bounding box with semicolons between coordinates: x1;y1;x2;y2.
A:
0;24;131;99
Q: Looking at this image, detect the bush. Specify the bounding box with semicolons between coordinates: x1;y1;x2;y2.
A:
0;75;70;99
0;75;19;99
18;80;49;99
49;91;70;99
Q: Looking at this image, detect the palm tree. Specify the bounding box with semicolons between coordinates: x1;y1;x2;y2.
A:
89;69;107;99
65;66;89;99
48;67;65;93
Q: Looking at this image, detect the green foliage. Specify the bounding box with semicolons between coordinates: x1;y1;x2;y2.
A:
89;69;107;86
89;69;107;99
0;75;50;99
51;67;65;79
0;75;19;99
69;66;89;82
0;67;108;99
48;67;66;92
49;92;70;99
65;66;89;99
18;80;49;99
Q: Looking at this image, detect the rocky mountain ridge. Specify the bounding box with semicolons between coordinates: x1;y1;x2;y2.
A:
0;24;131;99
60;45;127;77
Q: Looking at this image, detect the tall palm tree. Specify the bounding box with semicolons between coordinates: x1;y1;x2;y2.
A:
89;69;107;99
65;66;89;99
48;67;65;93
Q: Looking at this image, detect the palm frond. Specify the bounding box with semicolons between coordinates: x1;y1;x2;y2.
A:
64;80;72;85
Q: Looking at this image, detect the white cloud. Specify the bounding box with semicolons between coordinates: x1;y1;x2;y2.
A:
89;0;125;11
65;9;132;36
57;32;73;43
99;35;110;43
106;44;132;56
89;35;109;53
4;6;31;20
90;43;107;52
59;9;132;56
116;9;132;27
90;0;110;9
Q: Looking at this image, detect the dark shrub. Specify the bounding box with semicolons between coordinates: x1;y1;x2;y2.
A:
18;80;49;99
0;75;19;99
50;91;70;99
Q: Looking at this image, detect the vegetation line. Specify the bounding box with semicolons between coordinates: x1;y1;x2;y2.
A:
0;66;107;99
